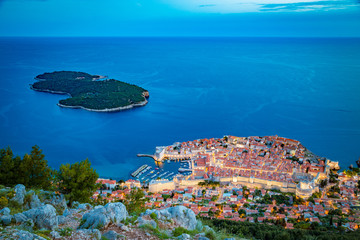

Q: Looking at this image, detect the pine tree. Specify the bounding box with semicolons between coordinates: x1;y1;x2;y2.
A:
19;146;52;189
0;150;15;186
57;158;99;205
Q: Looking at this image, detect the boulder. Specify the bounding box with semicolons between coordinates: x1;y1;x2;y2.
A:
63;208;71;217
0;215;12;225
19;219;35;232
39;191;67;211
199;237;210;240
177;233;191;240
0;207;10;216
29;193;42;209
137;217;157;229
119;224;129;232
49;193;67;210
50;230;61;239
102;230;119;240
204;225;215;234
77;203;93;211
14;213;28;224
57;215;67;225
195;221;203;232
11;184;26;205
75;229;101;240
143;206;197;230
15;230;47;240
80;202;127;229
71;201;80;208
23;204;58;230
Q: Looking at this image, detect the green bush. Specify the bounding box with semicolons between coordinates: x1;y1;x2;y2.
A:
205;230;216;240
173;227;190;237
172;227;198;237
150;212;157;220
0;196;8;208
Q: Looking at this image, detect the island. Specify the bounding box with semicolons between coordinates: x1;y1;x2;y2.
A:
30;71;149;112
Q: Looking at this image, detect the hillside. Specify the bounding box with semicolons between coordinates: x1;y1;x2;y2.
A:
0;184;224;240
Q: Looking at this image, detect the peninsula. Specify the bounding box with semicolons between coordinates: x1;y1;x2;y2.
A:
30;71;149;112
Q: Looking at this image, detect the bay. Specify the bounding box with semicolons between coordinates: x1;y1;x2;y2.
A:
0;37;359;178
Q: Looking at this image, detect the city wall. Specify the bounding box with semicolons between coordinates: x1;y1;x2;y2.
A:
178;176;297;193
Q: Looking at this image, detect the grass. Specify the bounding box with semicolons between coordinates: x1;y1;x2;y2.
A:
8;201;23;215
34;229;52;240
205;230;216;240
59;227;73;237
122;215;138;226
140;224;170;239
172;226;198;237
78;218;86;228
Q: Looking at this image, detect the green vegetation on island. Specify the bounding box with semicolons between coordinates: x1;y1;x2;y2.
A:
31;71;149;112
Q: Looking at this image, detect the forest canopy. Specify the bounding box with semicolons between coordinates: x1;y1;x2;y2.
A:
31;71;149;111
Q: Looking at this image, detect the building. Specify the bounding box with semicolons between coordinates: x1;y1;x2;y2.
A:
96;178;117;190
149;179;176;193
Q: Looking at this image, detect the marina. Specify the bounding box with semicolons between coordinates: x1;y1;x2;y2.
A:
132;151;193;184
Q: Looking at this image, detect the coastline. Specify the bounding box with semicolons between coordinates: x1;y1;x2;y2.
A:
30;84;149;112
57;99;148;112
30;84;71;96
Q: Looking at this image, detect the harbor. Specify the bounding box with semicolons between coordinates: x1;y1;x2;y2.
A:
132;154;193;184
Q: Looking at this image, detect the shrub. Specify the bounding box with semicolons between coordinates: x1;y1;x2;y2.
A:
150;212;157;220
205;230;216;240
172;227;199;237
173;227;187;237
6;190;15;199
0;196;8;208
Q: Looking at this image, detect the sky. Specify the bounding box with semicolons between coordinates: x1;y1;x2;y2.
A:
0;0;359;37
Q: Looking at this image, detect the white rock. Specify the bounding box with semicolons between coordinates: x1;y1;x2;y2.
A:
79;202;127;229
144;206;197;230
75;229;101;240
12;184;26;205
0;207;10;216
23;204;58;230
102;230;119;240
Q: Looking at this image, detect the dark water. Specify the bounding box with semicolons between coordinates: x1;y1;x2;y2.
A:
0;37;359;178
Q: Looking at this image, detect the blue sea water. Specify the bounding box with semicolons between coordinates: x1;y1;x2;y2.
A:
0;37;359;179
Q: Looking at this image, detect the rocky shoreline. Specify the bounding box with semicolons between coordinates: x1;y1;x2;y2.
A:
30;85;70;96
57;98;148;113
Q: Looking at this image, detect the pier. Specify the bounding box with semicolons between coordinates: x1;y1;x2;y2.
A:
137;154;160;162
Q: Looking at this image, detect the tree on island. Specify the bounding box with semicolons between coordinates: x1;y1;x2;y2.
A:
57;158;99;205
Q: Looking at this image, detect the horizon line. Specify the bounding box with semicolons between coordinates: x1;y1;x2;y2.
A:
1;35;360;38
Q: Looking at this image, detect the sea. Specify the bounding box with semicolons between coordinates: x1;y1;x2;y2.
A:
0;37;359;179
